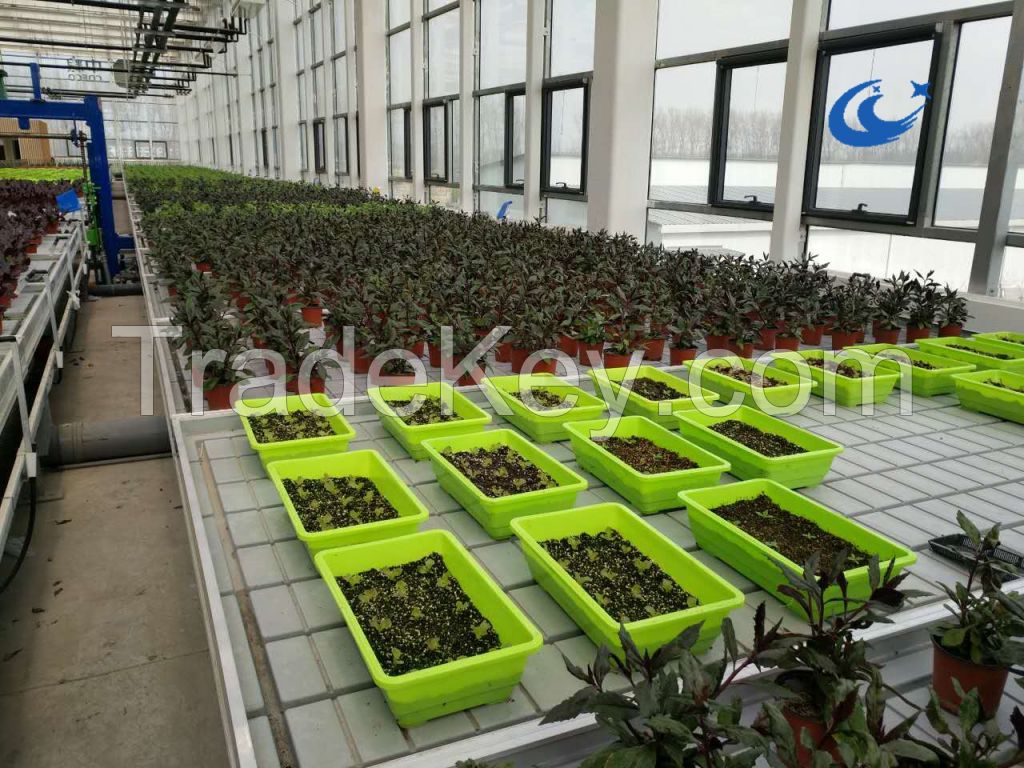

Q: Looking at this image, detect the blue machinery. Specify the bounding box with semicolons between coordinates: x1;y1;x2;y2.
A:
0;63;132;278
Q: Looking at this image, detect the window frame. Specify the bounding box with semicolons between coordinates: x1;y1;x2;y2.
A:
503;87;527;190
423;97;453;184
313;117;327;174
389;106;413;180
541;76;590;197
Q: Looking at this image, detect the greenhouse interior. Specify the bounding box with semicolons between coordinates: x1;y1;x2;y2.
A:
5;0;1024;767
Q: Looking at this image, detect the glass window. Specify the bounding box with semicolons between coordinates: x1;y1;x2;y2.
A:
334;56;349;112
546;86;586;191
297;72;306;121
427;9;460;98
935;17;1011;228
1000;246;1024;301
547;198;588;228
295;19;306;70
429;185;461;208
646;209;772;255
310;7;323;63
830;1;996;29
428;0;453;11
332;0;347;53
427;104;446;180
478;93;506;185
721;61;786;205
299;123;309;171
335;117;348;175
388;0;410;28
312;65;324;117
389;29;411;103
452;99;462;183
267;41;276;85
813;39;935;217
479;0;527;88
650;63;716;202
313;119;326;173
390;108;408;177
656;0;791;60
479;190;524;220
511;93;526;186
550;0;595;76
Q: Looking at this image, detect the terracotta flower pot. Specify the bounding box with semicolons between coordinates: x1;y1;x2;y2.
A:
428;342;442;368
26;243;38;255
932;637;1009;718
755;326;778;351
511;347;557;375
195;262;212;273
455;365;486;387
495;341;512;363
705;334;730;351
854;329;866;343
801;325;824;346
558;333;578;357
204;383;233;411
168;286;178;298
784;709;840;767
643;337;666;362
874;327;900;344
296;375;327;395
407;341;426;357
577;341;603;367
669;347;697;365
938;324;963;338
301;305;323;326
603;351;633;369
775;335;800;351
371;373;417;387
906;326;931;343
872;320;882;338
510;346;530;374
728;342;755;358
352;348;371;375
831;330;858;351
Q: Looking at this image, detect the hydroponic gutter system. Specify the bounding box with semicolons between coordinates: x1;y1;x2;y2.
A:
125;183;1024;766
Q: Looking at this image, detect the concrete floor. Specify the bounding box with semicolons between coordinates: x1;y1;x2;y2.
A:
0;295;229;767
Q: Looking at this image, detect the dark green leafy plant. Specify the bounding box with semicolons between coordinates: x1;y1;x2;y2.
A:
921;683;1024;768
937;286;971;328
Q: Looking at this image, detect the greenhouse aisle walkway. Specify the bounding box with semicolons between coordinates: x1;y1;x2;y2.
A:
0;292;229;767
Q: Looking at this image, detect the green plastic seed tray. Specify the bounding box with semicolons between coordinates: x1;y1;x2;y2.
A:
314;530;542;726
917;337;1024;372
421;429;587;539
481;373;607;442
366;382;492;460
770;349;899;406
691;356;813;411
953;369;1024;425
678;479;916;617
846;343;975;397
974;331;1024;351
267;450;429;554
237;393;356;468
511;503;744;655
588;365;719;427
675;405;842;489
564;416;730;513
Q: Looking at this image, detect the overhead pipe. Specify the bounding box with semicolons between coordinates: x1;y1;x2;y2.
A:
0;35;212;55
31;0;190;12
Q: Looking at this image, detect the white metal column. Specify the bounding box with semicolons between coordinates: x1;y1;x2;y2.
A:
522;0;545;220
411;0;426;201
347;1;360;187
768;0;824;262
459;0;475;213
356;0;390;191
274;3;299;180
971;0;1024;295
585;0;658;239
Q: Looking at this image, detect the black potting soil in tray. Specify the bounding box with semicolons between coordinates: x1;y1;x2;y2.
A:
511;388;567;410
709;420;806;457
249;410;336;443
542;528;697;622
947;344;1013;360
441;445;556;497
709;493;872;574
385;396;461;426
338;555;501;676
283;476;399;532
708;364;787;388
880;352;936;370
593;436;698;474
805;358;863;378
631;377;685;401
990;380;1024;394
381;358;415;376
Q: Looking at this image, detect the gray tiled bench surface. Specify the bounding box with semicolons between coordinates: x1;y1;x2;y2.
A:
186;373;1024;768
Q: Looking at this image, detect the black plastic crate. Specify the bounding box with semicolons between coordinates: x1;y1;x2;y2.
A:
928;534;1024;584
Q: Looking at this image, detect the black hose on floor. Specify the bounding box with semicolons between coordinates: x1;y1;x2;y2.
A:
0;477;38;594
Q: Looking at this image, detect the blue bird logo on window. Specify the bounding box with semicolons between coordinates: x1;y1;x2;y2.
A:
828;79;931;147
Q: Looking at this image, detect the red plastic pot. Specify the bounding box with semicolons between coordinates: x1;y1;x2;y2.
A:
195;262;212;273
26;243;38;255
784;709;840;767
293;375;327;395
352;348;371;375
204;384;233;411
302;305;323;326
168;286;178;298
371;373;417;387
603;351;633;369
906;326;931;343
705;334;730;351
800;325;824;346
669;347;697;365
831;330;858;351
755;326;778;351
495;341;512;363
455;365;486;387
932;637;1009;718
938;324;963;338
235;294;250;311
577;342;603;367
873;327;900;344
727;342;754;358
775;335;800;351
558;333;578;357
407;341;426;357
428;342;442;368
511;347;557;374
643;337;666;362
46;222;58;235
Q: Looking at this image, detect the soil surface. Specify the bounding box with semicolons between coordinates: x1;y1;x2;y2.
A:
709;420;806;457
542;529;698;622
631;377;686;401
385;396;461;425
708;364;787;388
381;358;415;376
709;493;872;574
442;445;557;497
996;335;1024;345
337;555;501;676
594;436;698;474
948;344;1013;360
248;410;335;443
880;352;936;370
511;388;567;410
283;476;399;532
990;380;1024;394
805;357;864;378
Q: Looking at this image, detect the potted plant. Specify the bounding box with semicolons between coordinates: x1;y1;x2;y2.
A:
510;304;560;374
262;305;326;394
873;271;913;344
575;310;606;367
937;285;970;338
920;683;1024;767
906;270;941;343
830;282;872;350
932;512;1024;718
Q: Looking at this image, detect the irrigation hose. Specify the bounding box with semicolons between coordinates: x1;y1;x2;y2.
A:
0;477;38;594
